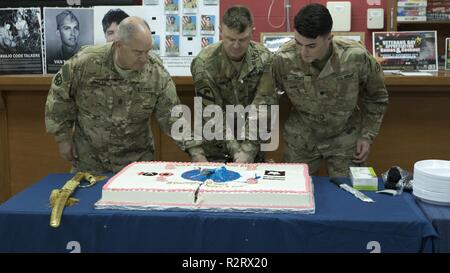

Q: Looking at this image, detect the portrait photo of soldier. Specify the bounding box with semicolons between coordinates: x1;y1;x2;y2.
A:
200;36;213;48
182;15;196;36
183;0;198;13
44;7;93;73
164;34;179;56
165;15;179;34
164;0;179;14
200;15;215;35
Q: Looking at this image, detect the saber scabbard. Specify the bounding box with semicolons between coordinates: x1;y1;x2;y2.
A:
49;172;103;228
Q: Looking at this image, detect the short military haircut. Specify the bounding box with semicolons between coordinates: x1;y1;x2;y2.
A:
116;17;151;43
102;9;129;33
56;10;79;30
221;6;253;33
294;4;333;39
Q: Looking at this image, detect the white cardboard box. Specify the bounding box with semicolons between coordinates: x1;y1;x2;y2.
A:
350;167;378;191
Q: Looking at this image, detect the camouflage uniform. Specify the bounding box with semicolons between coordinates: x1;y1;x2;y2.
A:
184;1;197;9
191;41;277;162
183;22;196;32
273;37;388;177
202;22;214;32
45;43;203;174
166;23;179;33
165;3;178;11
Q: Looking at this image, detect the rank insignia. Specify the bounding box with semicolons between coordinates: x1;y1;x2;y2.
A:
54;73;63;86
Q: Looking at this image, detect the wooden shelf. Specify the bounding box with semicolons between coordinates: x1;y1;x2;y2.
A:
1;72;450;93
384;70;450;89
0;75;194;91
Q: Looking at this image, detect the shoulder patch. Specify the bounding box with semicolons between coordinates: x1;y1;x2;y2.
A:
53;73;63;86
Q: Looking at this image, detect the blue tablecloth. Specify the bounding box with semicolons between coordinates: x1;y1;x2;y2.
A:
0;174;437;253
415;200;450;253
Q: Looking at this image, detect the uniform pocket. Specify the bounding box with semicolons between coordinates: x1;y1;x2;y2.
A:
333;72;359;111
129;91;156;123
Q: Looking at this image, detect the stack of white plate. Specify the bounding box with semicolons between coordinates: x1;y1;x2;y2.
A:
413;160;450;206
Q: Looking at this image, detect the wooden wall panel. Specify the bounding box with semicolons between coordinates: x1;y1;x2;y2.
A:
370;92;450;173
0;91;11;202
6;91;70;195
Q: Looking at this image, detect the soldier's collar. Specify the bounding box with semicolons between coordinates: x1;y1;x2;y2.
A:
114;61;139;80
106;43;116;71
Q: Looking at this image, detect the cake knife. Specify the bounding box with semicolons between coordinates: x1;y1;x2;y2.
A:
330;177;375;203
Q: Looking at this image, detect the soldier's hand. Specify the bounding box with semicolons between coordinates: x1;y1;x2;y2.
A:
233;151;254;163
191;154;208;162
188;146;207;162
353;138;370;164
58;139;78;162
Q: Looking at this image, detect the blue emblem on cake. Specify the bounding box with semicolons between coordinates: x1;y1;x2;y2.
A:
182;166;241;182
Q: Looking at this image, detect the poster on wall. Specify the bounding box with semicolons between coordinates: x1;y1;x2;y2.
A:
446;38;450;71
44;7;94;74
0;8;44;74
142;0;220;76
372;31;438;71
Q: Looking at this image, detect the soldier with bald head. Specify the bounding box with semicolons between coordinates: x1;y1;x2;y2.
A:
45;16;206;174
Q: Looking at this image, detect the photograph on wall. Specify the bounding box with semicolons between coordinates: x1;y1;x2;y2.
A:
152;34;160;55
166;15;180;34
182;0;198;14
0;8;43;74
182;15;196;36
143;0;159;5
373;31;438;71
200;15;215;35
165;34;179;56
93;6;155;45
201;36;213;48
446;38;450;70
203;0;218;5
44;7;94;74
164;0;179;14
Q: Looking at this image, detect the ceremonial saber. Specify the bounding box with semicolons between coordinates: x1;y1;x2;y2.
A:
330;177;375;203
49;172;105;228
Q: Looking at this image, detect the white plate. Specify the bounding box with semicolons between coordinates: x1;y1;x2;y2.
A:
414;160;450;179
413;186;450;203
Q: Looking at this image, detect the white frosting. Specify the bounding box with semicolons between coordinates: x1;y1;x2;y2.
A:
95;162;315;213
